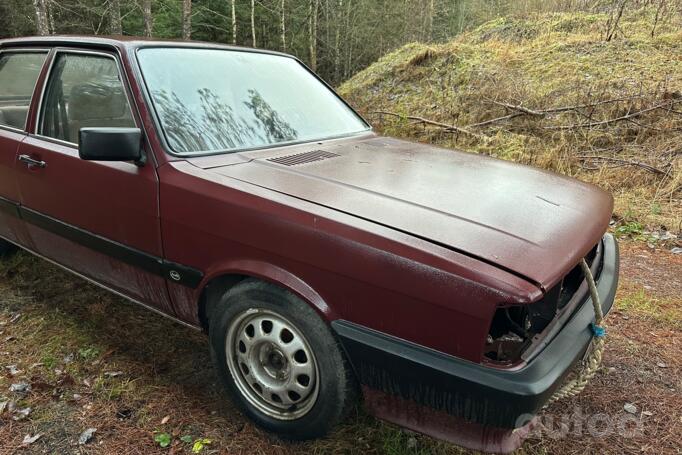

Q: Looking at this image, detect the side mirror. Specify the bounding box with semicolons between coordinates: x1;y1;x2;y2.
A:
79;128;144;164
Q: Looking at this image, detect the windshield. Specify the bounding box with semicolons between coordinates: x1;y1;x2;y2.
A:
137;48;369;155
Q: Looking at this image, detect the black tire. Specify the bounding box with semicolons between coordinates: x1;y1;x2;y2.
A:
208;279;357;440
0;238;17;258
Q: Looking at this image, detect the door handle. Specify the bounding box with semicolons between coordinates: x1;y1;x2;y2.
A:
18;154;47;169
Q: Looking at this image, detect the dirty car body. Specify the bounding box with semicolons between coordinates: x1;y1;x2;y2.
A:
0;36;619;452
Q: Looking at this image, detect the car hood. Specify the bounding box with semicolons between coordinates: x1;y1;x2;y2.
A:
193;136;613;289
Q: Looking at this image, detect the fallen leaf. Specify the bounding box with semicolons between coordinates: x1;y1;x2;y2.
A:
104;371;123;378
22;433;42;446
9;382;30;393
671;247;682;254
0;401;7;414
624;403;637;414
13;407;32;421
656;362;668;368
5;365;21;376
192;438;211;454
78;428;97;445
9;313;21;324
161;415;170;425
642;410;654;416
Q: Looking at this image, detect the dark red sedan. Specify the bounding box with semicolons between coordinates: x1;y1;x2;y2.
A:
0;36;618;452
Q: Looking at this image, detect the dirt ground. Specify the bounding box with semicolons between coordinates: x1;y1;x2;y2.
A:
0;240;680;455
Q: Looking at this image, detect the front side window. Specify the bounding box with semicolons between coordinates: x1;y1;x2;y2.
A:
40;53;135;143
0;51;48;130
137;48;369;155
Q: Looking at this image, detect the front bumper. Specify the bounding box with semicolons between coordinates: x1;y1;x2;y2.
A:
333;233;619;429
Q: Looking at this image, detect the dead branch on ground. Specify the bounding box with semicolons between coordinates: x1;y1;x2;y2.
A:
469;96;645;128
545;100;681;130
576;155;671;176
371;111;483;138
490;101;545;117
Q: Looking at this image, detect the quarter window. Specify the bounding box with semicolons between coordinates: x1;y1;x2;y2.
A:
40;53;135;143
0;52;48;130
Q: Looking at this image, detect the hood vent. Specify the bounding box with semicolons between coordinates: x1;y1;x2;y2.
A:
267;150;340;166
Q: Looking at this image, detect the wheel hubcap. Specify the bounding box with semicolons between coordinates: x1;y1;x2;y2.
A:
225;309;319;420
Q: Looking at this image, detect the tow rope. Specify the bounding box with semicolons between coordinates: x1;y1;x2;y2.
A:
547;258;606;404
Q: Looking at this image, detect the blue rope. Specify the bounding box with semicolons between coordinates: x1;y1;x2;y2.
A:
590;323;606;338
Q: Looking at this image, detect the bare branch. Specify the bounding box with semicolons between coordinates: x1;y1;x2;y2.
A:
371;111;483;138
541;96;643;114
576;155;671;176
490;101;544;117
468;96;645;128
545;100;679;130
466;113;523;128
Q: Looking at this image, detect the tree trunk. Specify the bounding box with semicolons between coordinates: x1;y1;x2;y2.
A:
110;0;123;35
251;0;256;47
427;0;435;41
47;0;55;34
142;0;153;37
344;0;352;79
280;0;286;51
334;0;342;82
182;0;192;40
33;0;50;36
231;0;237;45
308;0;318;71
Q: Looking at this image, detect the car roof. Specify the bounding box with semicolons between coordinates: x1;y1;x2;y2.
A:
0;35;293;59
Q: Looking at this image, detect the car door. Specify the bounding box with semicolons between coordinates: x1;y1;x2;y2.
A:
15;48;175;315
0;49;48;248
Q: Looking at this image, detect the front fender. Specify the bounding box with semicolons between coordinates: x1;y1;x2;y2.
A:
200;258;337;320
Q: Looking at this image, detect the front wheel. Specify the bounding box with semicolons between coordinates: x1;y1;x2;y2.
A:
208;279;357;440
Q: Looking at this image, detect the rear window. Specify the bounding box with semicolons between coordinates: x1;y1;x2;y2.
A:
0;51;48;130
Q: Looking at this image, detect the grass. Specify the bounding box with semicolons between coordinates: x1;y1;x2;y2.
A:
616;284;682;329
339;8;682;234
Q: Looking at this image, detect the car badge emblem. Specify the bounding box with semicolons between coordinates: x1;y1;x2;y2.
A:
169;270;182;281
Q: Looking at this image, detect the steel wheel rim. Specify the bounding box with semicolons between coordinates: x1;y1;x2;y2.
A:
225;308;319;420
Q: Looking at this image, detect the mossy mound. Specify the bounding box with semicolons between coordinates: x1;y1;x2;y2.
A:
339;10;682;233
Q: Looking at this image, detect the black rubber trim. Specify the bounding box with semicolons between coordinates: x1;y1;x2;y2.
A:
20;207;163;275
333;234;619;429
0;196;203;288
